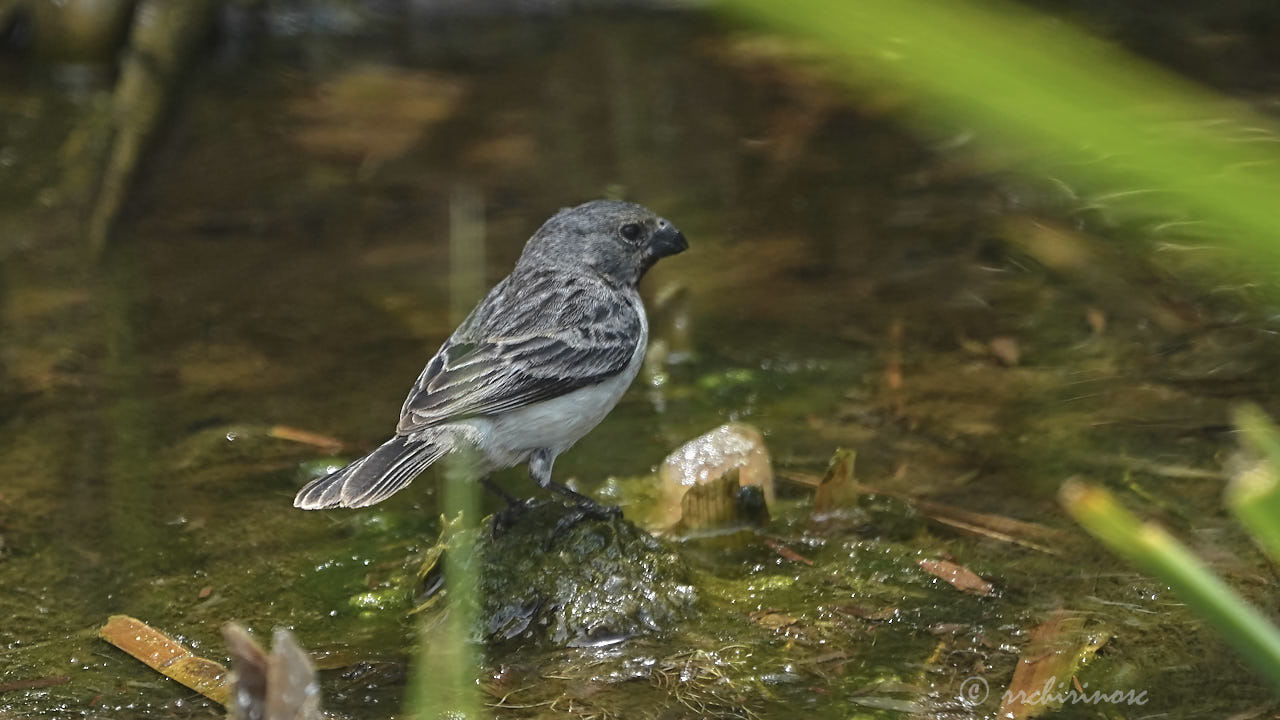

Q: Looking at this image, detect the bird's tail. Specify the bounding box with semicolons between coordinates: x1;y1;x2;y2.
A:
293;435;448;509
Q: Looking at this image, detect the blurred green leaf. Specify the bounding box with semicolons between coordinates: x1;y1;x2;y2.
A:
1060;479;1280;691
723;0;1280;277
1229;405;1280;565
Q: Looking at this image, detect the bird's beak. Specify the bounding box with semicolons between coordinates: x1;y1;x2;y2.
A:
645;221;689;261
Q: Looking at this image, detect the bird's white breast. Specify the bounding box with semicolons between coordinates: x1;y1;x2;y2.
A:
469;294;648;470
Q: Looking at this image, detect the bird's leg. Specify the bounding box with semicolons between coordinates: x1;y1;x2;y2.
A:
484;476;536;536
529;450;621;544
546;480;607;507
480;476;523;507
529;449;617;511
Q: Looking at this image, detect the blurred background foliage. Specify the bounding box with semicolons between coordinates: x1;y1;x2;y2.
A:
725;0;1280;293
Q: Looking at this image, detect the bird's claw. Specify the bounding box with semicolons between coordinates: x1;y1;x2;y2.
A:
544;501;623;549
490;497;540;537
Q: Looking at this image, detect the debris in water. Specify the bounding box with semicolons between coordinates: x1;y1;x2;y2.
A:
813;448;858;513
97;615;230;705
908;496;1065;554
999;609;1110;719
222;623;323;720
917;558;995;596
763;538;815;566
267;425;345;451
658;423;775;529
749;609;799;632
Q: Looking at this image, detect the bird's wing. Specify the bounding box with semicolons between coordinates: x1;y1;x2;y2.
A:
395;269;641;434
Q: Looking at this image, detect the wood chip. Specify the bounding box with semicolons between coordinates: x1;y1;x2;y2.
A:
98;615;230;706
813;449;858;513
918;559;995;596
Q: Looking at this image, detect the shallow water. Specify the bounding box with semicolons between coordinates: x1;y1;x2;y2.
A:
2;7;1280;719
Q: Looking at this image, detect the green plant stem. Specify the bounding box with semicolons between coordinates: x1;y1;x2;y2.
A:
1060;479;1280;691
408;455;483;720
1229;405;1280;564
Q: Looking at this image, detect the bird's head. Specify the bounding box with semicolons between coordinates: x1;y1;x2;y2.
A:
519;199;688;286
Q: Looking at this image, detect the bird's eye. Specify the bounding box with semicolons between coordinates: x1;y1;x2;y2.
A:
620;223;642;242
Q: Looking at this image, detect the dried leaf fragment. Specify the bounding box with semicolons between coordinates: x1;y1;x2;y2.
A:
918;558;994;596
98;615;230;705
999;609;1110;719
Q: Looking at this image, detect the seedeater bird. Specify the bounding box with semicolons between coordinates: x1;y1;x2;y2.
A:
294;200;688;511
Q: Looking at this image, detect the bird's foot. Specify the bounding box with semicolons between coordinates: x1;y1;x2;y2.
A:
490;497;540;537
545;501;623;549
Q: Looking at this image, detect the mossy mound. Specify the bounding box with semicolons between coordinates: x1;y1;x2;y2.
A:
480;502;698;646
421;502;698;647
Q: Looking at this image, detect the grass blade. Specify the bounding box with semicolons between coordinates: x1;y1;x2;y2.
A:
1229;405;1280;565
1059;479;1280;691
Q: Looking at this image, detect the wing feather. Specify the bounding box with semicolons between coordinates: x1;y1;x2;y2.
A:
395;269;640;435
